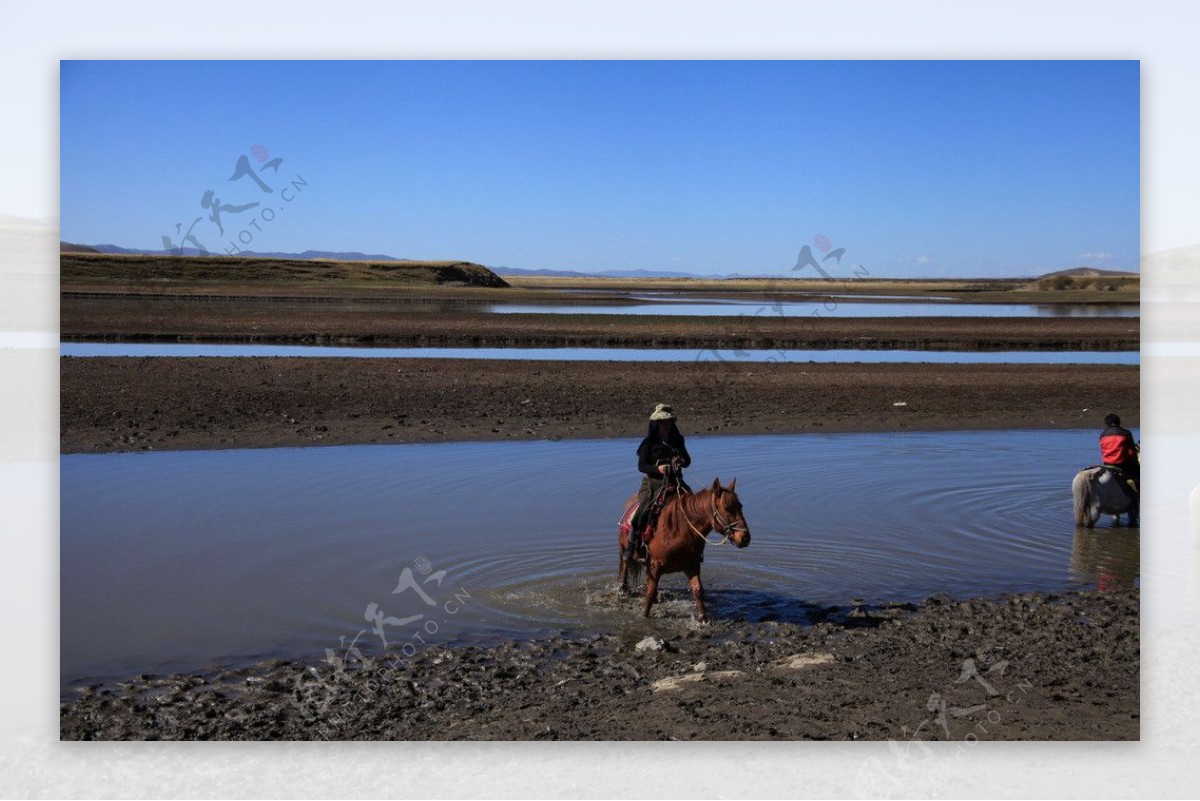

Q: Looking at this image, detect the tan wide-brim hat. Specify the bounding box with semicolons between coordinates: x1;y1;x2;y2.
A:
649;403;676;421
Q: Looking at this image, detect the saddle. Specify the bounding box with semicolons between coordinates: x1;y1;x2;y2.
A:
619;481;685;542
1087;464;1139;497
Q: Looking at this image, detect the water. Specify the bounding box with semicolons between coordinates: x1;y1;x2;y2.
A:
67;291;1138;318
59;343;1139;365
488;299;1139;318
60;430;1139;685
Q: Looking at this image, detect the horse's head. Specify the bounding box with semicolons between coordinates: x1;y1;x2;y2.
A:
711;477;751;548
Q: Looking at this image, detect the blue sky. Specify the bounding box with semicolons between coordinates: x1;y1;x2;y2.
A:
60;60;1139;277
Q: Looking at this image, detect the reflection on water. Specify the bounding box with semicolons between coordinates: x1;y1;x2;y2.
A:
61;430;1139;684
488;300;1139;318
1070;528;1140;591
59;342;1140;365
68;292;1137;317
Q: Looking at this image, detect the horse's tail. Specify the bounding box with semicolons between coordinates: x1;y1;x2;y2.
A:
1072;469;1094;527
624;551;643;585
618;494;645;585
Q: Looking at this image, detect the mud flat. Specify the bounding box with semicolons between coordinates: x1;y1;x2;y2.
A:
59;588;1138;741
60;358;1138;453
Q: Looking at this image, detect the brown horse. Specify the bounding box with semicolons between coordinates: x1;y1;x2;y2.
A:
617;477;751;622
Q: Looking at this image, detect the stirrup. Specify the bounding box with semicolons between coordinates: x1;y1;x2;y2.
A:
626;529;645;562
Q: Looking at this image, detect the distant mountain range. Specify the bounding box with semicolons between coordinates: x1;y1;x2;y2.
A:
59;243;745;278
62;242;406;262
488;265;760;279
58;242;1138;281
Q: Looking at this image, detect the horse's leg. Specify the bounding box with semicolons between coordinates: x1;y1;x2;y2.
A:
618;530;628;586
619;535;643;596
685;566;707;624
642;563;663;618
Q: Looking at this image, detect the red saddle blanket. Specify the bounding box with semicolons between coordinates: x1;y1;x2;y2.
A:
618;482;682;539
618;497;640;535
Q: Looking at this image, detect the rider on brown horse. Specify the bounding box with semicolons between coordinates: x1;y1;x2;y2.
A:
625;403;692;562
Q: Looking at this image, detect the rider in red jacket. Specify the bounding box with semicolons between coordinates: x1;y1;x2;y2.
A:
1100;412;1139;491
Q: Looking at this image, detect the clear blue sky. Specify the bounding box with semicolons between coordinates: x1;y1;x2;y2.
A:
60;60;1139;277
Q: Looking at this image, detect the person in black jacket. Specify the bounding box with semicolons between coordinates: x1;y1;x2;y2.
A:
625;403;692;561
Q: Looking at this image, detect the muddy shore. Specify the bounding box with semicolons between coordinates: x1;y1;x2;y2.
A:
61;358;1138;453
59;588;1138;741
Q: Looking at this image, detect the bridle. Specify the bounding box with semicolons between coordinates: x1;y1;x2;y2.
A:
710;492;748;542
677;485;747;546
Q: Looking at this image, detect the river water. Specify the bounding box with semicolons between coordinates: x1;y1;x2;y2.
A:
61;430;1138;686
487;298;1139;318
59;343;1139;365
63;292;1139;318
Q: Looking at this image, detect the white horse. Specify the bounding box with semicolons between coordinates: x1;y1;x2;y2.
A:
1072;466;1138;528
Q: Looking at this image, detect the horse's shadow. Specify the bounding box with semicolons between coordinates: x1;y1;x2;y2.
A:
639;586;902;629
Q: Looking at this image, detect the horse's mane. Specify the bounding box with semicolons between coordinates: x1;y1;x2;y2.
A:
659;486;715;533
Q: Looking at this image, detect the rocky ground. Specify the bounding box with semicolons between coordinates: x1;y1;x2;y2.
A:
59;589;1139;741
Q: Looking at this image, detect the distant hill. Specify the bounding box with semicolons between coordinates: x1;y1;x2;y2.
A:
60;252;510;289
492;265;765;279
490;266;601;278
1025;266;1139;292
77;243;405;261
593;268;710;279
60;241;101;253
1037;266;1139;279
